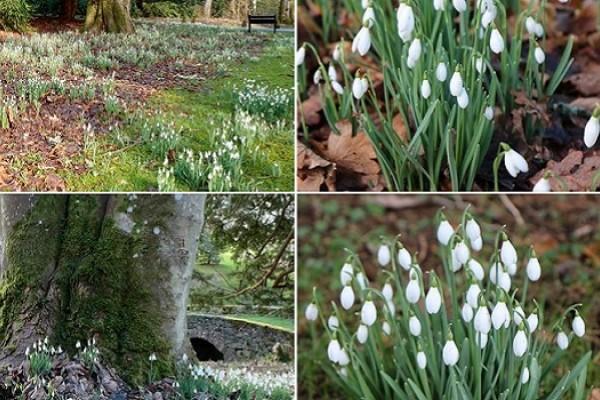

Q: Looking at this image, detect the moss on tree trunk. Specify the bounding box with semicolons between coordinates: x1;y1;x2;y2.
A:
83;0;134;33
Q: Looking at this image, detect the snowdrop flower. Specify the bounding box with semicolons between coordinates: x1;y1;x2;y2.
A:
352;75;369;100
533;175;551;192
337;348;350;366
491;295;511;329
328;64;337;82
361;299;377;326
572;313;585;337
452;0;466;13
436;62;448;82
76;340;81;349
327;339;341;362
357;324;369;344
584;108;600;148
409;314;422;336
425;280;442;314
313;69;322;85
521;367;530;384
467;259;484;281
503;144;529;177
385;300;395;316
149;353;157;361
382;321;392;336
407;38;422;69
362;7;375;27
433;0;444;10
484;106;494;121
462;303;474;322
471;236;483;252
352;26;372;56
465;216;481;243
474;57;485;74
295;46;305;66
525;17;537;36
340;263;354;286
421;78;432;99
305;303;318;321
489;261;502;284
557;330;569;349
490;28;505;54
476;332;488;349
513;327;528;357
417;350;427;369
437;215;454;245
481;8;496;28
341;285;355;309
331;81;344;96
443;332;460;366
332;42;342;61
397;245;412;270
356;272;368;290
498;270;511;291
378;244;391;267
474;301;491;334
513;304;525;326
328;315;339;330
406;271;421;304
527;252;541;281
382;282;394;301
535;22;544;38
397;3;415;42
361;0;369;8
466;282;481;308
501;235;518;268
527;311;539;333
457;88;469;109
534;46;545;64
449;69;463;97
453;238;470;265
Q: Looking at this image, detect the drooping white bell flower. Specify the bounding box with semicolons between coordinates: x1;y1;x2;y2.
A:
490;28;505;54
313;69;322;85
527;253;541;281
437;217;454;245
397;245;412;270
534;46;545;64
503;145;529;177
340;285;355;310
306;303;318;321
491;298;510;329
337;348;350;366
328;315;339;330
449;69;463;97
340;263;354;286
361;300;377;326
476;332;488;349
362;6;375;27
378;244;391;267
481;8;496;28
572;313;585;337
352;26;372;56
385;300;395;316
433;0;444;11
426;281;442;314
465;216;481;243
361;0;369;8
535;22;544;37
409;315;422;336
457;88;469;109
474;302;492;334
331;81;344;95
327;339;341;362
489;261;502;284
484;106;494;121
397;3;415;43
513;328;528;357
357;324;369;344
382;282;394;301
453;238;470;266
328;64;337;82
332;43;342;61
406;272;421;304
527;312;539;333
352;76;369;100
443;334;460;366
417;351;427;369
356;272;368;290
533;176;551;192
513;305;525;326
501;236;518;268
557;331;569;350
462;303;474;322
584;109;600;148
421;79;432;99
407;38;422;69
475;57;485;74
467;259;484;281
471;236;483;251
466;283;481;309
498;271;511;291
296;47;306;66
452;0;466;12
521;367;530;384
382;321;391;336
525;17;537;36
436;62;448;82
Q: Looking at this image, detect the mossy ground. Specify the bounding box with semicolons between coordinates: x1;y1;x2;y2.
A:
62;31;294;192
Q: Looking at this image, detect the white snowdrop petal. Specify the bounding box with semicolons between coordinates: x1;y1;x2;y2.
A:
466;284;481;308
490;29;505;54
471;236;483;252
305;303;318;321
521;367;530;384
328;339;341;362
443;340;459;366
409;316;422;336
296;47;306;66
357;324;369;344
476;332;488;349
513;330;528;357
433;0;444;10
397;3;416;42
504;148;529;177
328;315;339;330
340;286;355;310
450;71;463;97
406;279;421;304
377;245;391;267
340;263;354;286
513;306;524;326
452;0;466;12
457;88;469;109
417;351;427;369
437;220;454;245
557;331;569;350
492;302;509;330
426;287;442;314
573;316;585;337
382;283;394;301
337;348;350;366
474;306;491;334
527;257;541;281
533;178;551;193
466;219;481;242
462;303;474;322
436;63;448;82
361;300;377;326
484;106;494;121
584;116;600;148
467;259;485;281
534;47;545;64
382;321;391;336
527;313;539;333
421;79;432;99
397;247;412;270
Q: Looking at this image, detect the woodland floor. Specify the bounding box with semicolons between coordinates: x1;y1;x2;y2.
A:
0;18;294;191
297;0;600;191
297;195;600;398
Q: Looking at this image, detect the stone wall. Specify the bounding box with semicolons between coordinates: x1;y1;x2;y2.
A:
187;314;293;362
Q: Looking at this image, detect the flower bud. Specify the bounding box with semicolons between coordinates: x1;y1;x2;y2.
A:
484;106;494;121
406;274;421;304
462;303;474;322
490;28;505;54
296;47;305;66
572;314;585;337
328;315;339;330
526;255;541;281
409;315;422;336
361;300;377;326
382;321;391;336
467;259;484;281
521;367;530;384
466;283;481;308
492;299;510;329
465;217;481;242
474;304;491;334
340;263;354;286
382;282;394;301
425;285;442;314
557;331;569;350
340;285;355;310
397;245;412;270
327;339;341;362
527;312;539;333
437;217;454;245
457;88;469;109
377;244;391;267
534;46;545;64
533;177;551;192
357;324;369;343
513;328;528;357
449;70;463;97
397;3;416;43
452;0;466;12
584;110;600;148
417;351;427;369
421;79;432;99
305;303;318;321
443;338;459;366
436;62;448;82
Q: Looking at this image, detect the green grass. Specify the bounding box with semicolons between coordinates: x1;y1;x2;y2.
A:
62;31;294;192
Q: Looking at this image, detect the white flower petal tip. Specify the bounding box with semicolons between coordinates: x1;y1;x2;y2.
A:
452;0;466;12
436;63;448;82
340;286;355;310
426;286;442;314
490;29;505;54
573;315;585;337
584;114;600;148
352;26;371;56
533;177;551;192
504;147;529;177
557;331;569;350
305;303;318;321
397;4;416;42
417;351;427;369
295;47;305;66
377;244;391;267
457;88;469;109
534;47;545;64
443;340;459;366
527;257;541;281
357;324;369;344
361;300;377;326
513;329;528;357
437;219;454;245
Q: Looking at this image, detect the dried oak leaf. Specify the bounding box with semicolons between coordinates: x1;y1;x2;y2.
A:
297;140;331;170
565;64;600;96
570;97;600;113
299;92;323;127
531;150;600;191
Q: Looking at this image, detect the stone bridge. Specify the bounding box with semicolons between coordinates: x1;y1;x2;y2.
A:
187;313;293;362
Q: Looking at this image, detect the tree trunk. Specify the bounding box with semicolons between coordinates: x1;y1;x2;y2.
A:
61;0;78;20
83;0;134;33
0;194;205;385
204;0;212;18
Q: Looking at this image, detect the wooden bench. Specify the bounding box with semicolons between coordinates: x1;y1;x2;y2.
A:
248;15;278;33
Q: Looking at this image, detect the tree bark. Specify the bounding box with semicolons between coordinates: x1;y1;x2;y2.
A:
0;194;205;384
61;0;78;20
83;0;134;33
204;0;212;18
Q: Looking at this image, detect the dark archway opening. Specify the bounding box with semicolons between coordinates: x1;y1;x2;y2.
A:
190;337;224;361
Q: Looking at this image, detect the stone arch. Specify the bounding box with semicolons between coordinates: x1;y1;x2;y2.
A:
190;337;224;361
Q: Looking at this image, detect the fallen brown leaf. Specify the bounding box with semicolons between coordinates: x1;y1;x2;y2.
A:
531;150;600;191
